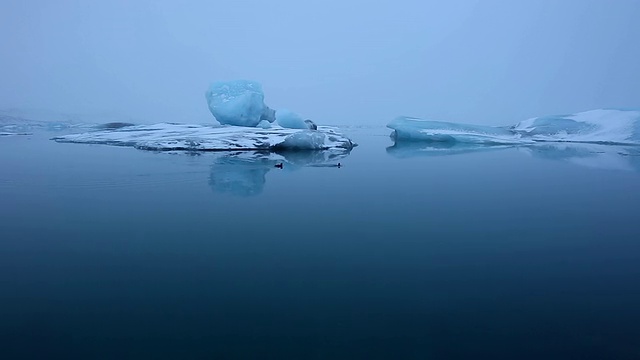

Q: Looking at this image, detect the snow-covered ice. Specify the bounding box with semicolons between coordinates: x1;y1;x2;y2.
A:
388;116;528;145
511;109;640;144
388;109;640;146
52;123;356;152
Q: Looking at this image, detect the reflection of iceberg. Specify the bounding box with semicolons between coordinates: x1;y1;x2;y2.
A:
387;138;640;172
209;150;351;196
52;123;356;152
520;143;640;172
388;109;640;145
209;152;274;197
386;141;513;158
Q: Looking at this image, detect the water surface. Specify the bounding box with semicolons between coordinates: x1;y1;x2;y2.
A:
1;127;640;359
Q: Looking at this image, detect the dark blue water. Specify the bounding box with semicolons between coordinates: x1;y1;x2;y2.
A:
2;128;640;359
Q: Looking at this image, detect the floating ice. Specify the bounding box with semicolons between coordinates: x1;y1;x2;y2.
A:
257;120;272;129
511;109;640;144
389;109;640;145
205;80;276;127
276;109;313;129
52;123;356;152
388;117;528;145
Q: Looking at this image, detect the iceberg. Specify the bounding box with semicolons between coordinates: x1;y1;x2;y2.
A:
205;80;276;127
0;113;79;135
52;123;356;152
388;109;640;146
511;109;640;144
388;116;529;145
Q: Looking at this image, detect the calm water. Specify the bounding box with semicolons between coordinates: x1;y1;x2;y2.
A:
1;127;640;359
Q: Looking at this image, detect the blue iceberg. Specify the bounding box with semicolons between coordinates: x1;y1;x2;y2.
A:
205;80;276;127
388;116;527;145
389;109;640;146
511;109;640;144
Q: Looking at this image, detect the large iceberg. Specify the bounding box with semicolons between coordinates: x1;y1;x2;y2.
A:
205;80;276;127
52;123;356;152
53;79;358;152
388;109;640;146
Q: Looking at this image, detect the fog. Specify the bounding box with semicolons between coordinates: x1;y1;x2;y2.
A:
1;0;639;126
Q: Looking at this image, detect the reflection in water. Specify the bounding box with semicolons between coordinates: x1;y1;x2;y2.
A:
386;141;512;158
387;140;640;172
520;143;640;172
209;150;351;196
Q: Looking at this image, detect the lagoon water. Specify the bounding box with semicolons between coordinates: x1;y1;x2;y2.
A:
1;126;640;359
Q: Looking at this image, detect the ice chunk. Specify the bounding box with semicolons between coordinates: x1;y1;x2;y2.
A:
274;130;326;150
276;109;312;129
512;109;640;144
52;123;356;152
257;120;272;129
205;80;276;127
389;109;640;145
388;116;528;145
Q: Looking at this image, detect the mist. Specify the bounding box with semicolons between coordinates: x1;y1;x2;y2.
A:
1;0;639;126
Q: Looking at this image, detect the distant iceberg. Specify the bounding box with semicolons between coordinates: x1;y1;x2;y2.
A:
389;109;640;146
52;123;356;152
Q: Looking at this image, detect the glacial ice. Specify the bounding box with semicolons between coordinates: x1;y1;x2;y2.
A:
388;109;640;145
205;80;276;127
511;109;640;144
276;109;311;129
388;116;525;145
52;123;356;152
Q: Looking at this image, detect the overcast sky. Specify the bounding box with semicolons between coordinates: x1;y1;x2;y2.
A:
1;0;639;125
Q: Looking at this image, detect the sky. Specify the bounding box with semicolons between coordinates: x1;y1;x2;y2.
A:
1;0;639;126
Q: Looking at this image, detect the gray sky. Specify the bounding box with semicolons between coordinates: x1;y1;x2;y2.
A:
1;0;639;125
